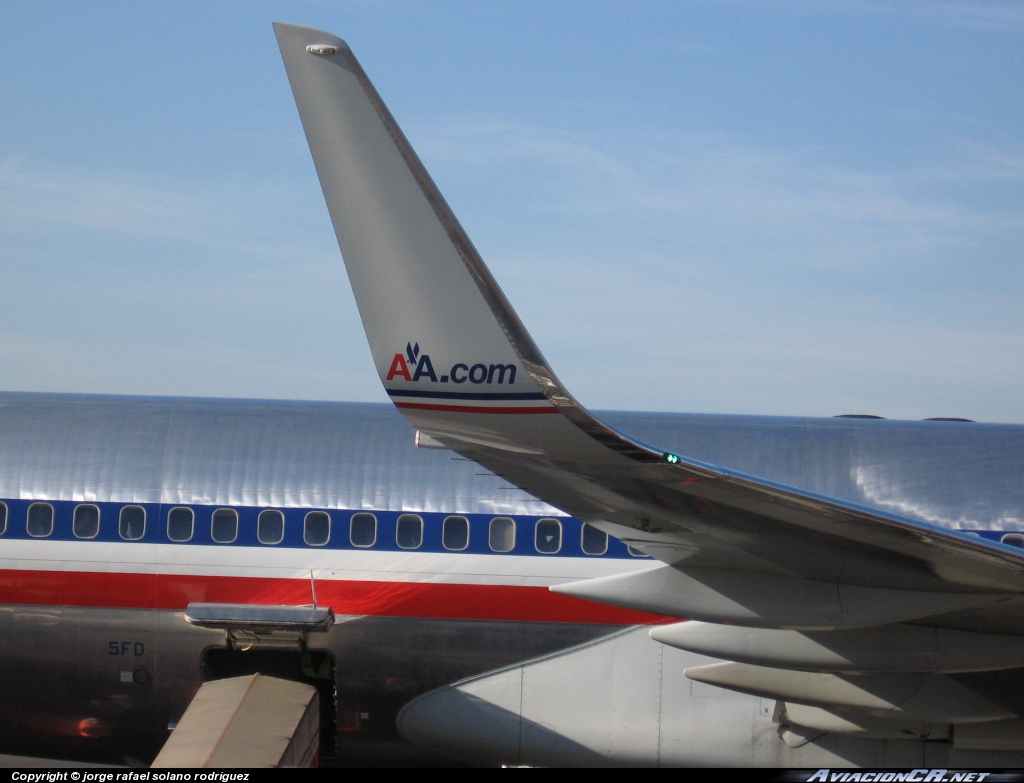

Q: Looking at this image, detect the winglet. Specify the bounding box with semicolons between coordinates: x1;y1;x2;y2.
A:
274;23;659;462
275;25;562;410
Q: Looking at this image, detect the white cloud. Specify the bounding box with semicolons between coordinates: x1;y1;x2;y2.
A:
415;119;1024;273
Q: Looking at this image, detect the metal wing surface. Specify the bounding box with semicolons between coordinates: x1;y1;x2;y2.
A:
274;21;1024;661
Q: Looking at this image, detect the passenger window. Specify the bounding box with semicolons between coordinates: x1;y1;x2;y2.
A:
211;508;238;544
581;523;608;555
119;506;146;540
628;545;648;557
535;518;562;554
258;509;284;545
396;514;423;550
488;517;515;552
304;512;331;546
442;516;469;551
27;502;54;538
1001;534;1024;548
350;513;377;548
73;504;100;539
0;501;8;535
167;507;194;542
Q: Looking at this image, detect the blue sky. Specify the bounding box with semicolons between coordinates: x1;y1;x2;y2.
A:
1;1;1022;422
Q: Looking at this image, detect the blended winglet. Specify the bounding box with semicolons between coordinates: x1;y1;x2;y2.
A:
273;23;568;420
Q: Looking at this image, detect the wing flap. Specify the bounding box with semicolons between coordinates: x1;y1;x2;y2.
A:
683;662;1014;723
652;621;1024;674
551;565;1006;630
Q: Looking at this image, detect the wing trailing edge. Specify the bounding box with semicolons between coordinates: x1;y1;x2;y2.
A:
651;621;1024;674
551;564;1006;630
683;662;1014;723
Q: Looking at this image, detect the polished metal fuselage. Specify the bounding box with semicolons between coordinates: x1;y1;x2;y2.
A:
3;394;1019;530
0;392;1020;764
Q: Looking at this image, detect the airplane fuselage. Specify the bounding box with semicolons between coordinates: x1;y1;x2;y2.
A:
0;392;1021;764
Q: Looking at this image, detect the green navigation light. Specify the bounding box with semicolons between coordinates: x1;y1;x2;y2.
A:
664;453;680;464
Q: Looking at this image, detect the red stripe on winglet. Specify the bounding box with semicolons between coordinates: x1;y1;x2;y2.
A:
394;402;559;414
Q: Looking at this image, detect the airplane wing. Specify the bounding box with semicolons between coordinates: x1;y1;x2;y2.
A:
274;21;1024;724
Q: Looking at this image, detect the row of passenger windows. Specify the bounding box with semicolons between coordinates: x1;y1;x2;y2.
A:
0;502;627;556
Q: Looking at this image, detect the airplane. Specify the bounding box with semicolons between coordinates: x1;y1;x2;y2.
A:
0;20;1022;767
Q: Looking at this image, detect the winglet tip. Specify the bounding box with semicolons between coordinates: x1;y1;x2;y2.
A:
272;21;351;54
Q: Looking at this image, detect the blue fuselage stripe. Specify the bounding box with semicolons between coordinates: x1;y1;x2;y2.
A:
0;498;641;559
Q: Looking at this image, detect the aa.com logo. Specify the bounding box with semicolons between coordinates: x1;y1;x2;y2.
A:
386;343;517;385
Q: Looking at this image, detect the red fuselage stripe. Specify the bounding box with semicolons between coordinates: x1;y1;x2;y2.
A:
0;569;668;625
393;402;559;414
